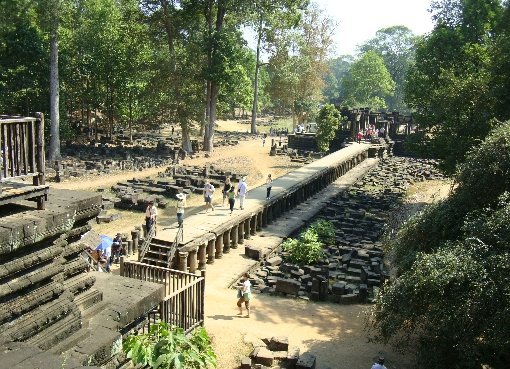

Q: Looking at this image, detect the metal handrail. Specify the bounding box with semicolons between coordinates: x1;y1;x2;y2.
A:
138;224;156;261
163;224;183;268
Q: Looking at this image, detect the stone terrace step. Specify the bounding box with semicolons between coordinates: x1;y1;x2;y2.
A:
26;309;82;351
74;288;103;312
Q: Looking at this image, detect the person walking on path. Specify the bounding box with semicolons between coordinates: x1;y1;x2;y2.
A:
265;174;273;200
371;356;387;369
222;176;232;206
175;192;186;226
237;272;251;318
203;179;215;212
237;177;248;210
145;201;157;234
228;187;236;215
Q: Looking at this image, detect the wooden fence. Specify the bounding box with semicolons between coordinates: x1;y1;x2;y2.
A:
0;113;46;209
120;260;205;334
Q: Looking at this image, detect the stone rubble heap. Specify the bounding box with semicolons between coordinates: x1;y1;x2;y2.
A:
47;131;249;181
245;157;445;304
104;164;247;213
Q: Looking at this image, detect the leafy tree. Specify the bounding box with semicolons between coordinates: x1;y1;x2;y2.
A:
358;26;417;112
405;0;503;174
371;121;510;368
315;103;340;152
267;3;335;126
322;55;353;104
491;2;510;120
247;0;308;133
282;228;325;265
342;51;395;110
124;322;217;369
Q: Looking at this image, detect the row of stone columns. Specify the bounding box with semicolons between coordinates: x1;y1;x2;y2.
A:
177;151;369;273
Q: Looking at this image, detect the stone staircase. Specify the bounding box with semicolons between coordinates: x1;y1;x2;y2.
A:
140;237;176;268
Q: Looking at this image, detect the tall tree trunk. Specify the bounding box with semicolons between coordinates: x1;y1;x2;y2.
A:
204;82;218;151
48;8;61;162
180;118;192;152
251;18;263;134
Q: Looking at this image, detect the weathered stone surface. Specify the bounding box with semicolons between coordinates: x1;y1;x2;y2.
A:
275;278;301;295
240;356;252;369
296;352;317;369
268;336;289;351
253;347;274;367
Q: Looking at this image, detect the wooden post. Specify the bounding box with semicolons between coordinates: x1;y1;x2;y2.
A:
120;256;125;276
35;113;45;210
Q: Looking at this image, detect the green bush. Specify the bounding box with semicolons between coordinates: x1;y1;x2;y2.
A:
282;227;326;265
123;322;217;369
309;219;336;244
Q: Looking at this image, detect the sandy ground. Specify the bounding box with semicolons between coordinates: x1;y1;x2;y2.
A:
52;121;451;369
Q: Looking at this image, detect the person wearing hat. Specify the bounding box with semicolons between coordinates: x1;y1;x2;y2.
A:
145;201;157;234
371;356;387;369
175;192;187;226
237;177;248;210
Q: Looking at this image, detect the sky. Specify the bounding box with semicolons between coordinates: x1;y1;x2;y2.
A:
313;0;435;56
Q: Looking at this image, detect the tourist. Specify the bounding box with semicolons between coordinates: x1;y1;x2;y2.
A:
237;177;248;210
236;272;252;318
265;174;273;200
145;201;157;234
228;187;236;215
203;179;215;212
262;133;267;147
357;131;363;144
111;233;124;263
370;356;387;369
176;192;186;226
379;126;385;138
222;176;231;206
99;246;112;273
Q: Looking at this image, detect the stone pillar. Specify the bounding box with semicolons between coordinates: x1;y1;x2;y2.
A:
223;231;230;254
131;230;139;255
178;251;188;272
244;218;250;239
257;211;262;231
237;222;244;244
261;208;268;227
206;239;215;264
198;244;207;270
230;226;238;249
127;240;133;255
188;249;198;273
250;215;257;235
215;235;223;259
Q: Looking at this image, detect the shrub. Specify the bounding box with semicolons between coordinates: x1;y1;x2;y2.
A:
309;219;336;244
123;322;217;369
282;228;325;265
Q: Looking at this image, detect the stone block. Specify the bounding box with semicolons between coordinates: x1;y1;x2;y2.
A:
268;336;289;351
339;293;359;304
240;356;252;369
275;278;301;295
266;256;282;266
245;246;262;261
296;352;316;369
253;347;274;367
286;346;300;367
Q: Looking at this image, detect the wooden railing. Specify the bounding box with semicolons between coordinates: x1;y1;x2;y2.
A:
0;113;46;209
120;260;205;334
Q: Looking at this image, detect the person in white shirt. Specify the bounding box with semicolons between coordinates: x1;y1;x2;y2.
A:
175;192;186;226
237;177;248;210
237;272;252;318
265;174;273;200
145;201;157;234
371;356;387;369
203;180;215;212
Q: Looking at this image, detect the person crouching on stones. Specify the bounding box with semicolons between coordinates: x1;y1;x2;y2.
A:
237;272;252;318
175;192;186;227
